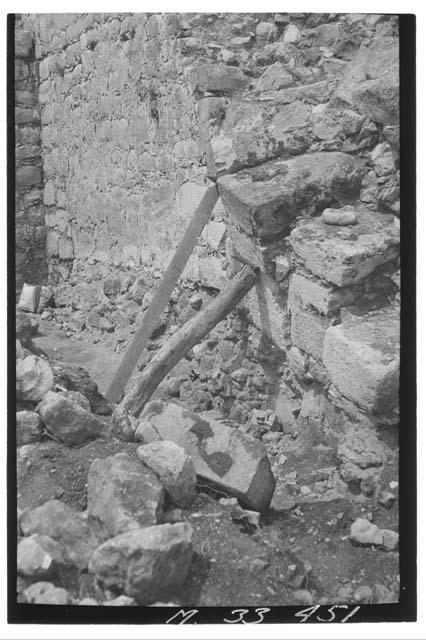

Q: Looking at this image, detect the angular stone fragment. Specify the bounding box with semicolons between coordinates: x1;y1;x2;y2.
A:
87;453;165;538
289;209;399;286
323;306;399;413
20;500;99;570
218;152;364;240
17;355;54;403
255;62;294;92
139;401;276;512
137;441;196;508
23;581;73;604
190;64;248;93
16;310;37;348
37;390;103;446
89;523;193;603
17;534;68;580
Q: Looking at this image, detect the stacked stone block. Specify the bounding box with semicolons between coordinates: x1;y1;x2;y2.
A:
15;17;46;296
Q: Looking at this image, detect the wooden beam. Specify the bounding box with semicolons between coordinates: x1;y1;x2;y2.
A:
121;265;258;417
105;184;219;403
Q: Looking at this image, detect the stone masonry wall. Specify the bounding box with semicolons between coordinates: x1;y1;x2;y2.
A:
15;16;46;297
18;13;401;491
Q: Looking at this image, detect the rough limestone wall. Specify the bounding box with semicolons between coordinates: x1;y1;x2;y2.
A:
20;14;400;477
15;16;46;297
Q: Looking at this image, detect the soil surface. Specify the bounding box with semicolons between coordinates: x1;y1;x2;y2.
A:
18;324;400;606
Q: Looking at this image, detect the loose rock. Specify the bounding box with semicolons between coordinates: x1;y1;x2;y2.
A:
17;533;69;581
87;453;165;538
37;390;103;446
349;518;383;546
23;581;74;604
16;410;43;445
137;441;196;508
89;522;193;604
17;355;54;403
20;500;99;570
139;401;276;512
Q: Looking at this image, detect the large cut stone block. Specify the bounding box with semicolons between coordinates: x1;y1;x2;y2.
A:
289;209;399;286
139;401;276;512
323;306;399;413
288;272;354;315
218;152;364;240
290;307;332;361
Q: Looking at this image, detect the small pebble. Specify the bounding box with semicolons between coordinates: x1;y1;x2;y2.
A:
354;585;373;603
378;491;396;509
294;589;313;605
389;480;399;490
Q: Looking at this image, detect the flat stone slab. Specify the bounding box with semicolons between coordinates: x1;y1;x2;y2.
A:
289;209;399;286
218;152;364;240
139;401;276;512
323;305;399;413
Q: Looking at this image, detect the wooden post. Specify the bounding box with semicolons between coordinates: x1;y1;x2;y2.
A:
105;184;219;403
121;265;258;417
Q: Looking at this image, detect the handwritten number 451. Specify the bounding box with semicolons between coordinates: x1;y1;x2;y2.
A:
295;604;360;623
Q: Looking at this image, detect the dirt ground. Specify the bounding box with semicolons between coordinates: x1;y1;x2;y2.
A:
17;322;400;606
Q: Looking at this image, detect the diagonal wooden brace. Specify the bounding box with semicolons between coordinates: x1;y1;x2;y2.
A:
105;184;219;403
121;265;258;417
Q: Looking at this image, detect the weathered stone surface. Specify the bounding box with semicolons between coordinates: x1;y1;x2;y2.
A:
255;62;294;92
16;311;36;349
87;453;165;538
291;307;332;361
20;500;99;570
283;24;301;44
89;523;193;603
334;37;399;124
15;30;33;58
288;272;354;315
289;209;399;286
323;306;399;413
218;152;364;240
139;401;276;511
37;390;103;445
17;355;54;403
256;21;278;41
23;581;74;604
370;142;395;177
190;64;248;93
57;389;91;411
137;441;196;508
17;533;68;580
16;410;43;445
